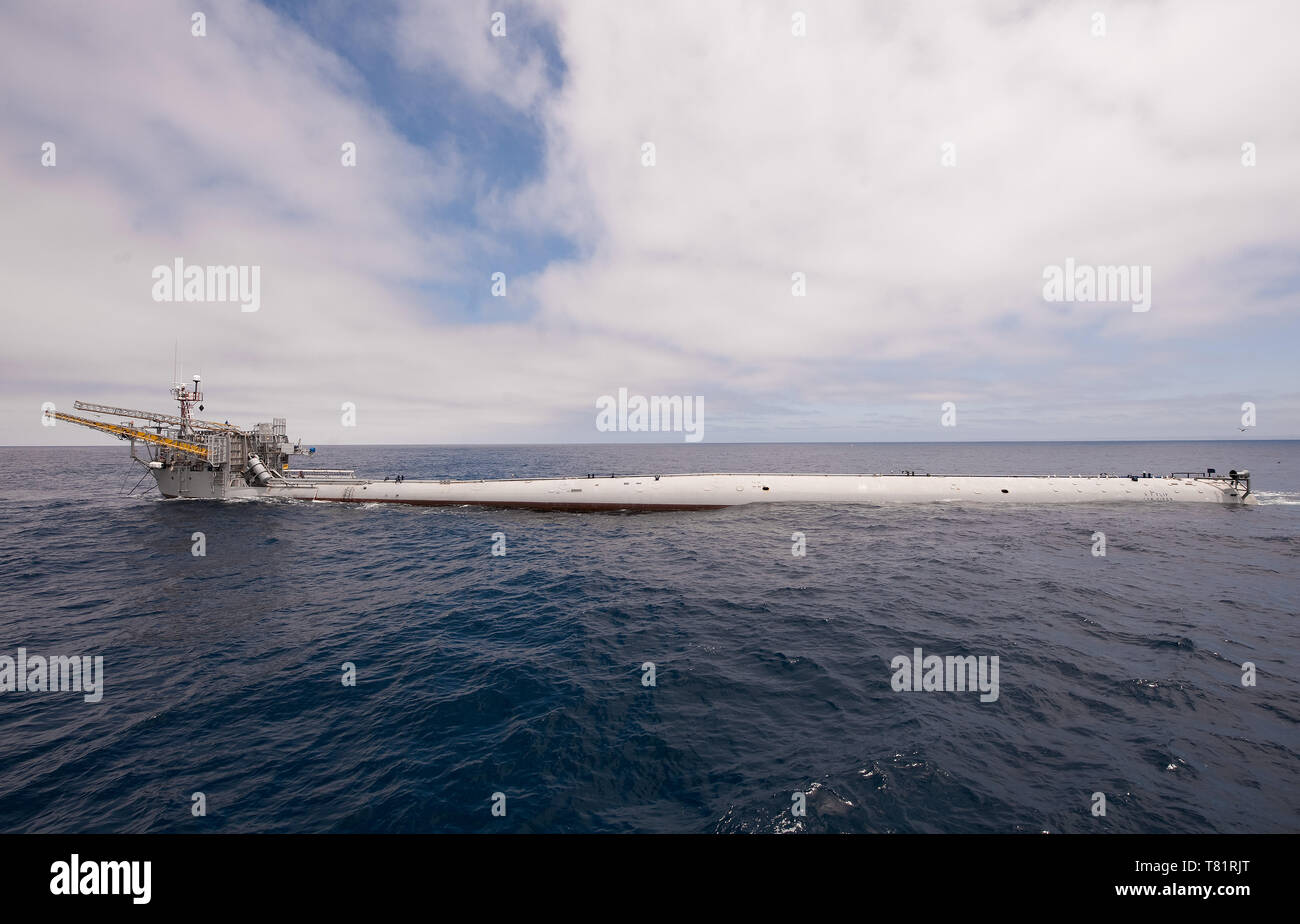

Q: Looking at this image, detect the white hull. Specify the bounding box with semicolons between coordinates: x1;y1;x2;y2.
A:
60;383;1256;510
153;470;1257;508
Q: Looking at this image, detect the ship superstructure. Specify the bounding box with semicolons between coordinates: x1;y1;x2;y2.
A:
47;375;356;501
47;379;1258;508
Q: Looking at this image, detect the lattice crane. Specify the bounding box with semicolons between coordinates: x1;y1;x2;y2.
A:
45;410;209;459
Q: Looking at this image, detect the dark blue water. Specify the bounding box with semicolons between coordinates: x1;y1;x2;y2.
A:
1;442;1297;833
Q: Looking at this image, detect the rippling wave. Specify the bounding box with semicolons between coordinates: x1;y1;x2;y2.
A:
1;441;1297;832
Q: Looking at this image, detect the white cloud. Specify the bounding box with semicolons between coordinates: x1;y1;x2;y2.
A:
512;0;1300;423
2;0;1297;447
393;0;552;110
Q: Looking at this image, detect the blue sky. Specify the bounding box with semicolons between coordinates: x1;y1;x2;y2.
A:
3;0;1298;444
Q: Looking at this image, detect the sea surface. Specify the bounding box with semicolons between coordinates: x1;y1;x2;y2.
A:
1;441;1297;833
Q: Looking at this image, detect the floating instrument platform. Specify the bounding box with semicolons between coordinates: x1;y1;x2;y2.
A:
47;378;1257;509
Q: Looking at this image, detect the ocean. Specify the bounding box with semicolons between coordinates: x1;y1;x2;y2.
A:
1;441;1297;833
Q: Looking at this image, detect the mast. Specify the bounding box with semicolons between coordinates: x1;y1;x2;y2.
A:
170;374;202;437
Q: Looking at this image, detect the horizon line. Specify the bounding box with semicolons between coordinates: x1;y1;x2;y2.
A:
7;437;1298;448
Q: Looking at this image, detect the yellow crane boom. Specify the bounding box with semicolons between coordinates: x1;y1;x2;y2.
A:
47;411;209;459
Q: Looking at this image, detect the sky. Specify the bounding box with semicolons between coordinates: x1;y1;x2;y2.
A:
2;0;1297;445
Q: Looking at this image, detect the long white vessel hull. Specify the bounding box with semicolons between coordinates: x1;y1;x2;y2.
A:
53;383;1257;510
153;470;1257;508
